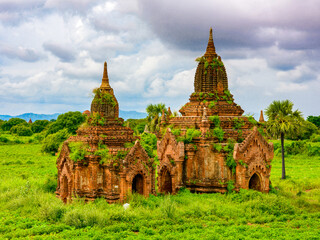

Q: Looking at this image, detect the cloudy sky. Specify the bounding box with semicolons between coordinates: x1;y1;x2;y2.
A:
0;0;319;118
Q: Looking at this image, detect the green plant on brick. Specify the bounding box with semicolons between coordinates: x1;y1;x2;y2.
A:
69;142;89;162
213;127;224;142
209;115;220;127
177;128;201;144
247;116;257;126
224;139;236;174
233;117;245;129
213;143;222;152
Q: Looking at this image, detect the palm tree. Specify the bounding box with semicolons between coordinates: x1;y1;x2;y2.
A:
146;103;167;133
265;100;303;179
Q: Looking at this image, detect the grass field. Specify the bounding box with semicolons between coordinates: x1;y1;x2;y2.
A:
0;140;320;239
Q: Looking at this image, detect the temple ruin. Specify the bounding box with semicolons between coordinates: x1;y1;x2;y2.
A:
56;28;273;203
56;62;155;203
157;28;273;194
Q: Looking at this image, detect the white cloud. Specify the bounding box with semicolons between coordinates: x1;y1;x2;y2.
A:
0;0;319;118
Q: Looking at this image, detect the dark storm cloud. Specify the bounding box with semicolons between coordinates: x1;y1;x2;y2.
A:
0;46;44;62
43;43;76;62
136;0;320;53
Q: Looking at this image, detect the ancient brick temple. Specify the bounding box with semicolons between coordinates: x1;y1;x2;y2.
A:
56;62;155;203
158;29;273;193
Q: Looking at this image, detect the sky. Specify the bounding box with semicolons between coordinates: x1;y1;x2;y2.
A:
0;0;319;119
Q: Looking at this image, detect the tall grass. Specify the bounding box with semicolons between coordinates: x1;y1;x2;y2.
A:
0;143;320;238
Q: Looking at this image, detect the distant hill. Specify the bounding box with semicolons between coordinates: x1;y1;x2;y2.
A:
0;110;146;122
0;113;60;122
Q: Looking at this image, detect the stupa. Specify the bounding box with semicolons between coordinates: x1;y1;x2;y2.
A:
56;62;155;203
157;29;274;193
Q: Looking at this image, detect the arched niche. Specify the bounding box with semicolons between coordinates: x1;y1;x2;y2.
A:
249;173;262;191
132;174;144;195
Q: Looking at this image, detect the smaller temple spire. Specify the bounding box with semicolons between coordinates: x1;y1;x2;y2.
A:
204;28;216;61
259;110;265;123
100;61;111;90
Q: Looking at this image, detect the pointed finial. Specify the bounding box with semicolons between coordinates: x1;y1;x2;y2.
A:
204;28;216;61
103;61;108;79
100;61;112;91
259;110;265;123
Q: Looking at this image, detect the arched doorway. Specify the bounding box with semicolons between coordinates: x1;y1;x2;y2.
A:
61;175;69;203
132;174;144;195
249;173;262;191
161;168;172;194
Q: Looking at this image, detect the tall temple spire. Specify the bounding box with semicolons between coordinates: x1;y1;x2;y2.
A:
204;28;216;61
193;28;228;93
100;61;111;91
259;110;265;123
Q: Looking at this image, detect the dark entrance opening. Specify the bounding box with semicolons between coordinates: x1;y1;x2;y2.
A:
161;169;172;193
61;175;69;203
132;174;144;195
249;173;261;191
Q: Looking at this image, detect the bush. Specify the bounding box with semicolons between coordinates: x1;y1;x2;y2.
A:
306;143;320;156
46;111;85;135
160;195;177;219
310;134;320;142
1;118;26;131
43;175;58;193
307;115;320;128
11;124;33;136
0;136;9;143
209;115;220;127
140;132;157;157
31;120;50;133
41;129;70;155
69;142;89;162
178;128;201;144
224;140;236;174
213;127;224;142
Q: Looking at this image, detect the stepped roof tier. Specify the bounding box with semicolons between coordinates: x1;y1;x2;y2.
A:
194;28;228;93
56;62;155;203
180;28;244;117
158;29;273;194
90;62;119;120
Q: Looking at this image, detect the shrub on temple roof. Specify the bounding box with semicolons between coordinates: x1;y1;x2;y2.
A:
94;144;111;164
69;142;89;162
209;115;220;127
92;88;116;107
177;128;201;144
213;127;224;142
233;117;245;129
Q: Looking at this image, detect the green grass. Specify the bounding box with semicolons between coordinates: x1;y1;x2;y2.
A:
0;142;320;239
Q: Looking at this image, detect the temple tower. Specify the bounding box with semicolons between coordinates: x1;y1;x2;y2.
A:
194;28;228;93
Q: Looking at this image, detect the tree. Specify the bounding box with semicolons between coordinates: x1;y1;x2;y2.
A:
265;100;303;179
1;118;26;131
31;120;50;133
307;115;320;128
42;129;70;155
146;103;167;133
11;124;33;136
46;111;85;135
